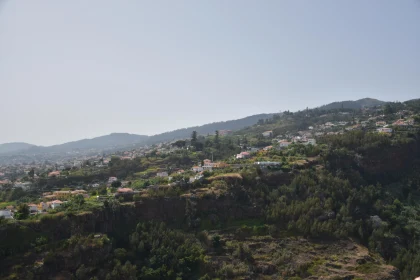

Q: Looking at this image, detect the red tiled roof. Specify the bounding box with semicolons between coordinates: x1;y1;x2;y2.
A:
117;188;133;193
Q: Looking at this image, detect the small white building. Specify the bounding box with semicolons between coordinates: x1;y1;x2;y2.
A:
0;210;13;219
191;166;203;172
14;182;32;190
262;131;273;138
306;138;316;146
202;165;213;171
377;127;393;133
279;141;292;148
50;200;63;209
108;177;118;183
156;172;169;177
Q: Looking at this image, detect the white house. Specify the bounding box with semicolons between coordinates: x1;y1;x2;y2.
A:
236;152;251;159
262;131;273;138
306;138;316;146
191;166;203;172
156;172;168;177
50;200;63;209
279;141;292;148
14;182;32;190
202;165;213;171
108;177;118;183
0;210;12;219
377;127;393;133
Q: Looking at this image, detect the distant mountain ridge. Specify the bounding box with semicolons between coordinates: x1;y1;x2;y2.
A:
0;114;273;156
0;142;36;155
146;113;273;144
318;98;385;110
0;98;394;156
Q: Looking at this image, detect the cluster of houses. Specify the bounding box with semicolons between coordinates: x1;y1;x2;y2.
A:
0;199;66;220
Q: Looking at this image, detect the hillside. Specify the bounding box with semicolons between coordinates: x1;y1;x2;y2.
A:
146;113;273;144
0;114;273;156
0;142;36;155
319;98;385;110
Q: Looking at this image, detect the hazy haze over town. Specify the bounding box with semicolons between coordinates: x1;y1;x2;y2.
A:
0;0;419;145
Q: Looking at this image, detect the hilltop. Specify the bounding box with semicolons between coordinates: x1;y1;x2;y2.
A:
0;142;36;155
0;98;407;158
318;98;385;110
0;114;273;156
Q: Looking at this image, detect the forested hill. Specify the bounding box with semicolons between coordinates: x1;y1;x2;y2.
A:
0;142;36;155
0;114;273;156
146;113;273;144
318;98;385;110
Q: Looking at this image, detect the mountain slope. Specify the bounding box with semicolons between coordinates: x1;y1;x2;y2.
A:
0;114;272;156
146;113;273;143
0;142;36;155
319;98;385;110
28;133;149;153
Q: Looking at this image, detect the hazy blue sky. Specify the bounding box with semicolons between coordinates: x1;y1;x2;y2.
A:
1;0;419;146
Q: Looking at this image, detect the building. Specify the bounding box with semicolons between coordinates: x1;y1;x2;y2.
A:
219;130;232;136
263;146;273;151
202;164;213;171
108;177;118;183
50;200;63;209
48;171;61;177
28;204;38;213
306;138;316;146
39;202;49;212
191;166;204;172
377;127;393;134
278;140;292;148
376;121;387;126
53;191;72;199
236;152;250;159
0;210;13;219
157;172;168;177
254;161;281;168
262;131;273;138
117;188;134;193
14;182;32;190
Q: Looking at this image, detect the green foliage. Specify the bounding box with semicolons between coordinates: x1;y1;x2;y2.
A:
129;221;205;279
111;180;122;189
15;203;29;220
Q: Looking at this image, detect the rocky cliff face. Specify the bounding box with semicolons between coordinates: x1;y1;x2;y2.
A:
0;195;262;259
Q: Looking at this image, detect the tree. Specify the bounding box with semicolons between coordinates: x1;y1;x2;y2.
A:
28;168;35;179
214;130;220;148
15;203;29;220
191;131;198;145
384;104;394;115
111;180;122;189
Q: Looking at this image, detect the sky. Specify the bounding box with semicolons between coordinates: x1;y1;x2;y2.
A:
0;0;419;146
